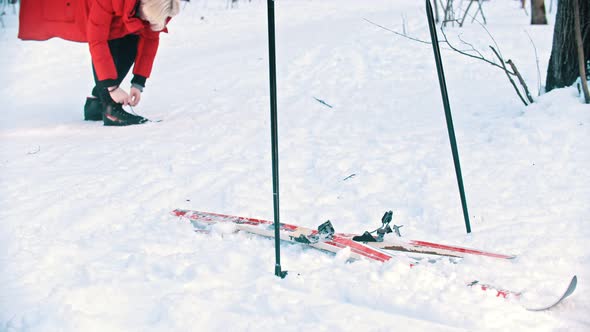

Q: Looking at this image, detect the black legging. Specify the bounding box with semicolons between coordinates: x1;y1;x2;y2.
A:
91;34;139;99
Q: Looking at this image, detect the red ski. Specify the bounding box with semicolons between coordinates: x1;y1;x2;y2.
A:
173;209;514;260
172;209;577;310
173;209;392;262
348;210;515;260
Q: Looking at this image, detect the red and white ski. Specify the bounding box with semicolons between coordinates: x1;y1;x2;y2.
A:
172;209;514;260
173;209;392;262
172;209;577;310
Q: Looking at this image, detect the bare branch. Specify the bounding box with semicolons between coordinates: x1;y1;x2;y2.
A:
343;174;356;181
401;13;407;35
506;59;534;103
364;17;535;105
313;97;334;109
363;18;431;45
439;26;510;72
490;46;529;106
456;33;486;60
469;13;504;60
524;30;542;96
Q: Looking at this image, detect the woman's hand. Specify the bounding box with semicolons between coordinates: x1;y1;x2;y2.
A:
129;86;142;106
108;87;131;105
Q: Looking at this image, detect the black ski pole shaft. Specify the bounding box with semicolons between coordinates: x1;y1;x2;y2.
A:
267;0;287;278
425;0;472;234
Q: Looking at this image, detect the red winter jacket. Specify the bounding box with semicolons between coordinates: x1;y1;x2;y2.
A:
18;0;167;87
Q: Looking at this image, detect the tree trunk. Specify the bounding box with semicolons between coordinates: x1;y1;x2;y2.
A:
573;0;590;103
546;0;590;92
531;0;548;24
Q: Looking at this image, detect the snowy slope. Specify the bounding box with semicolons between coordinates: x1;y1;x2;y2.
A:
1;0;589;330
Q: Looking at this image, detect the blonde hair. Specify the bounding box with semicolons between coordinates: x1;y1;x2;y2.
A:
139;0;181;31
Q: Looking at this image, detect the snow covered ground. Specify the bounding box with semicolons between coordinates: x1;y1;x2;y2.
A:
1;0;589;330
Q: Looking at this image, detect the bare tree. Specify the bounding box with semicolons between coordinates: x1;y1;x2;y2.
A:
546;0;590;96
531;0;548;24
364;18;535;105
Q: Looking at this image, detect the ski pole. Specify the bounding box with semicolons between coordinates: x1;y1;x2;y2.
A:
267;0;287;278
425;0;472;234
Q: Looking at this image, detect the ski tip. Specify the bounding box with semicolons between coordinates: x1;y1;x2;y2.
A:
171;208;185;215
563;275;577;299
526;275;577;312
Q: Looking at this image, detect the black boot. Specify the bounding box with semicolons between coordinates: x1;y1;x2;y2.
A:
84;97;103;121
102;102;148;126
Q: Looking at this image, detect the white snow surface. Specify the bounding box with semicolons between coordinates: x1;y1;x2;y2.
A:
1;0;589;331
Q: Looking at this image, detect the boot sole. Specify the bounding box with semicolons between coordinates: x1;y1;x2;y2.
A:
84;116;103;121
103;114;148;126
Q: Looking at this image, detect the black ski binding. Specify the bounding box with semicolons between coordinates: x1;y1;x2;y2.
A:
317;220;335;239
378;210;403;237
392;224;403;237
353;210;404;243
382;210;393;224
292;234;313;244
352;231;378;242
292;220;335;244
